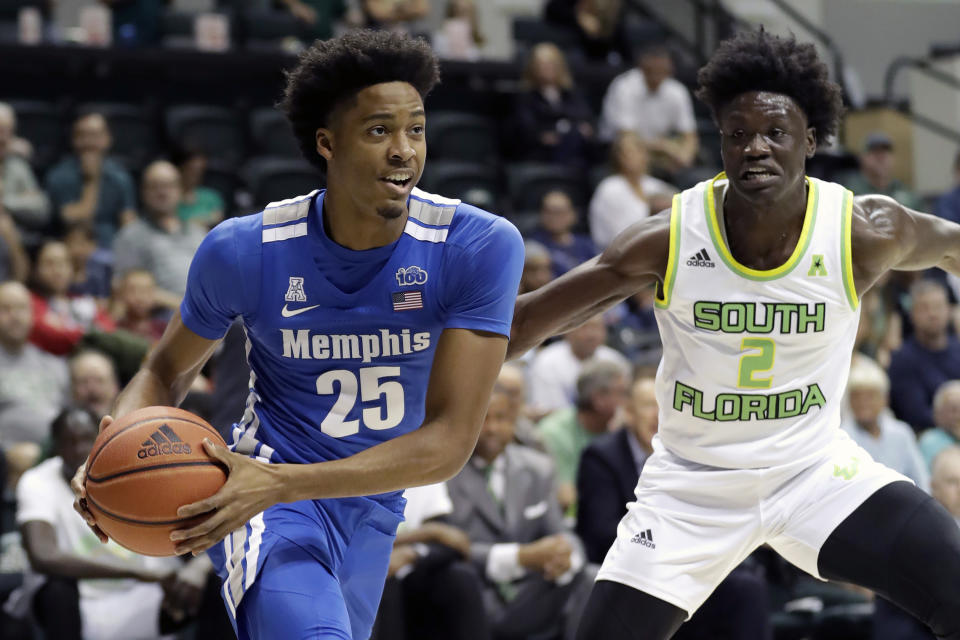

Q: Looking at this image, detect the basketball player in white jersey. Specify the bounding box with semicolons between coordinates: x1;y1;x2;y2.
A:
509;30;960;639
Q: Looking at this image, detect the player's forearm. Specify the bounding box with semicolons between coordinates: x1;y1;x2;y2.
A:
29;549;155;581
61;182;98;223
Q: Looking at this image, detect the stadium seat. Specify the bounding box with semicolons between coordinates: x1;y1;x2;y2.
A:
240;9;309;50
0;0;41;20
7;99;65;173
242;156;324;210
201;159;241;217
76;102;158;173
512;17;580;59
506;162;588;213
159;9;195;48
418;161;501;212
426;112;499;166
250;107;301;158
165;105;246;169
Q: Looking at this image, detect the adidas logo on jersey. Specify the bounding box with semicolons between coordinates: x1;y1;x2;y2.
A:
137;424;193;459
687;248;715;268
630;529;656;549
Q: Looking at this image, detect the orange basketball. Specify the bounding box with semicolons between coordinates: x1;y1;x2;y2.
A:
84;406;228;557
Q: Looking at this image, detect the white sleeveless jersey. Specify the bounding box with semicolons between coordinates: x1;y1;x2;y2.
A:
653;174;860;468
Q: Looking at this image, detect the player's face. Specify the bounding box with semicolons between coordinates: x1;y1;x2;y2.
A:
320;82;426;220
475;392;515;463
718;91;815;204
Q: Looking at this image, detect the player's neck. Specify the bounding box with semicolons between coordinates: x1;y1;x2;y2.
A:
722;179;807;256
322;190;406;251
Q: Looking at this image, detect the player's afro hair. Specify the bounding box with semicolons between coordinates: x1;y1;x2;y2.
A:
280;30;440;172
695;29;844;145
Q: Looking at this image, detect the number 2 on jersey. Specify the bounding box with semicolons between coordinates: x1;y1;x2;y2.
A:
316;367;405;437
738;338;775;389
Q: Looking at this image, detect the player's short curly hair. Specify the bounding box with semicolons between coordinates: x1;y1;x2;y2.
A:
695;29;844;145
280;30;440;171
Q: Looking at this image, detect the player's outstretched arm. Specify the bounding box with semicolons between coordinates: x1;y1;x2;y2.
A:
508;209;671;359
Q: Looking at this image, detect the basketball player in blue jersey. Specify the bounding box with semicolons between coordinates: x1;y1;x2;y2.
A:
510;30;960;639
71;31;524;639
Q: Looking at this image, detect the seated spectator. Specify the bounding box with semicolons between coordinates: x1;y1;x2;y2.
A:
888;279;960;432
931;446;960;528
113;160;206;309
606;286;661;367
854;272;902;368
529;190;595;277
840;355;930;491
0;208;28;284
538;359;629;513
172;146;224;230
45;112;137;248
842;133;923;209
8;407;206;640
371;482;490;640
64;221;113;301
445;386;595;640
511;43;595;169
919;380;960;469
277;0;347;41
589;131;676;249
69;349;119;420
934;149;960;226
361;0;430;32
28;239;115;357
113;269;171;343
432;0;485;61
544;0;630;64
0;281;70;447
600;43;698;176
519;240;554;294
576;377;772;639
0;102;50;233
497;362;543;451
527;313;630;416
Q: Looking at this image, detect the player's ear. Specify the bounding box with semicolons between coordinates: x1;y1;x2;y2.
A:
805;127;816;158
316;128;334;163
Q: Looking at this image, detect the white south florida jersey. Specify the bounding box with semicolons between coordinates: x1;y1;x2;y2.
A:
653;173;860;468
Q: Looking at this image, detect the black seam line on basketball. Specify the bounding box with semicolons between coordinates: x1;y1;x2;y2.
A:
86;460;219;483
84;494;206;526
86;415;220;474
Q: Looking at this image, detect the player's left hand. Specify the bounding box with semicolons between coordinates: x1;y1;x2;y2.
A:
170;439;281;556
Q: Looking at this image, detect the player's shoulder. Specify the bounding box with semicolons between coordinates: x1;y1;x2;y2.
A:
409;187;522;250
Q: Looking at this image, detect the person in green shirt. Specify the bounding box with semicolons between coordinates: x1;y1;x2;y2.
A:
537;359;629;514
173;147;224;230
843;131;923;209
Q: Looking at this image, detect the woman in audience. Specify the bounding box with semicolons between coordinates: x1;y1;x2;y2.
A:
432;0;485;61
172;146;224;230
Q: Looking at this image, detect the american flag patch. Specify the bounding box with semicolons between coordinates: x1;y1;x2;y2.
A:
392;290;423;311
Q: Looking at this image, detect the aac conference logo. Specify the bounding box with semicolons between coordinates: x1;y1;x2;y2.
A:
396;266;428;286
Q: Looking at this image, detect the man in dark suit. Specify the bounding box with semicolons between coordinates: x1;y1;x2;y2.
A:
446;384;595;640
576;377;772;640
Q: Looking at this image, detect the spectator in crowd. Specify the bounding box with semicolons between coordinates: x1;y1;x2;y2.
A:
64;221;113;301
538;359;629;513
919;380;960;469
934;149;960;226
0;207;29;284
28;239;115;357
45;112;137;248
888;279;960;432
496;362;543;451
519;240;554;295
172;146;224;230
527;313;629;416
575;377;772;640
599;44;698;176
69;349;119;420
544;0;630;64
511;43;595;169
432;0;485;61
9;406;199;640
107;0;164;47
840;355;930;491
606;286;661;367
371;482;490;640
589;131;676;249
529;190;595;277
445;386;595;640
0;281;69;447
842;133;923;210
112;269;171;343
854;273;902;369
277;0;347;41
361;0;430;31
0;102;50;233
931;446;960;528
112;160;205;309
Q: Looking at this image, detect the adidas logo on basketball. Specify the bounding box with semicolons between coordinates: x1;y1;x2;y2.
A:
630;529;656;549
137;424;193;459
686;248;715;268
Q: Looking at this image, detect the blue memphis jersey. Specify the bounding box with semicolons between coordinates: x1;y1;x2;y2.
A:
180;188;524;504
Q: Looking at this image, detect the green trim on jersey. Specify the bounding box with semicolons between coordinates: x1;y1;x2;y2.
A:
703;173;819;281
655;194;682;309
840;189;860;310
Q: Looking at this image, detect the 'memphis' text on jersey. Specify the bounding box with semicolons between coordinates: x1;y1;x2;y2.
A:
281;328;431;362
674;301;827;422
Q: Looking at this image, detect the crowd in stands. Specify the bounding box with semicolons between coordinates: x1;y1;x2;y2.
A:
1;2;960;640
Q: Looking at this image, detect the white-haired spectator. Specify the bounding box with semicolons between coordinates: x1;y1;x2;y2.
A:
919;380;960;470
931;446;960;528
841;354;929;491
0;102;51;232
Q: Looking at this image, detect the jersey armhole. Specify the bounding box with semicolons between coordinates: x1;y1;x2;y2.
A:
655;194;682;309
840;189;860;311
